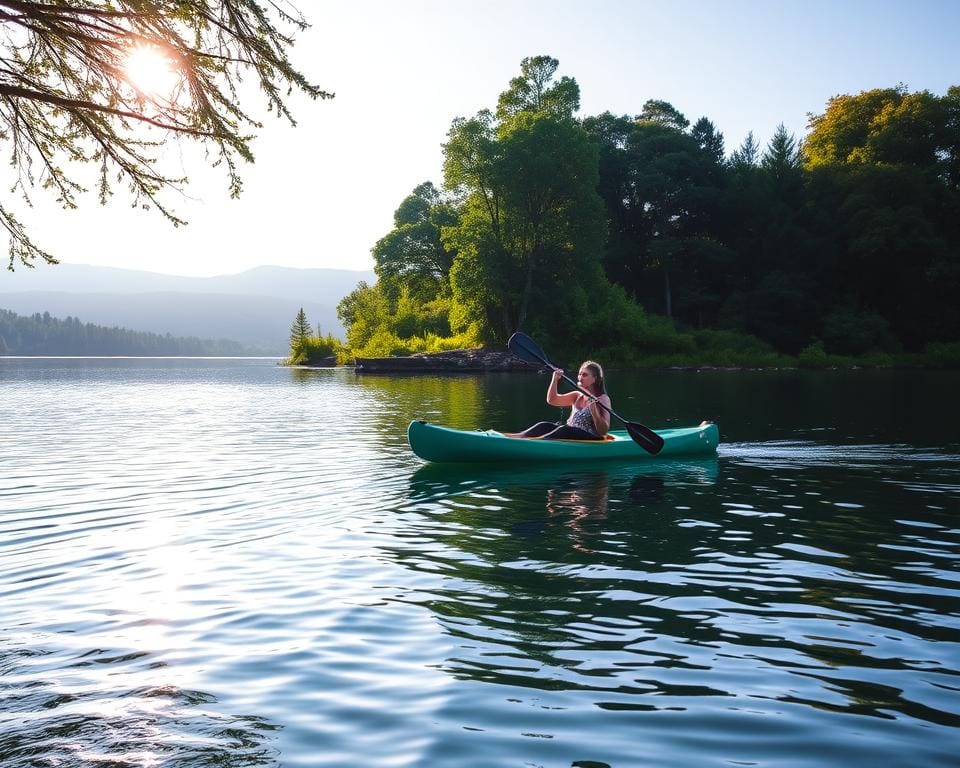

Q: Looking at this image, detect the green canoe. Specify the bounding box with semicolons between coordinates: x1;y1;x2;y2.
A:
407;419;719;463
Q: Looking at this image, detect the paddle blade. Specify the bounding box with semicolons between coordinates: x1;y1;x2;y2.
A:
626;422;665;455
508;331;552;367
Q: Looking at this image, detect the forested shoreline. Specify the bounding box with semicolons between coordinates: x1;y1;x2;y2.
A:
335;56;960;368
0;308;254;356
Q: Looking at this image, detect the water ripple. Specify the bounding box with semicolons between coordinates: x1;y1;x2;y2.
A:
1;360;958;767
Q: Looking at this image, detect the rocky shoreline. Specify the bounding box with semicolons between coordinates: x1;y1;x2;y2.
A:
354;348;540;373
294;351;886;373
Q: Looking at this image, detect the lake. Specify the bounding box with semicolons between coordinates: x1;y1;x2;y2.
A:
1;358;958;767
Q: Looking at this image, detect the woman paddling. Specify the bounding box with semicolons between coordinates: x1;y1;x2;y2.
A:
516;361;611;440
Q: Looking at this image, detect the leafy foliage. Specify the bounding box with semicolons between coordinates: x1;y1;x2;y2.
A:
443;107;606;341
805;86;952;170
495;55;580;122
337;57;959;366
821;306;895;355
0;0;330;269
289;307;311;351
287;334;342;365
285;307;342;365
584;105;729;322
372;182;456;303
335;279;474;360
729;131;760;168
638;99;690;131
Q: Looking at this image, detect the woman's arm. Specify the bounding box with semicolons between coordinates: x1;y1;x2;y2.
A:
546;369;579;407
588;394;612;435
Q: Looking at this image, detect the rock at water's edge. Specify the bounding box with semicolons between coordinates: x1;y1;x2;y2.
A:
355;348;538;373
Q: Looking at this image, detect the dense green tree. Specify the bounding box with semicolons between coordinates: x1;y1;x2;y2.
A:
805;163;955;349
943;86;960;190
372;182;458;303
335;279;466;358
729;131;760;168
721;270;822;353
626;120;700;316
757;124;812;271
585;105;729;323
336;67;959;362
442;60;606;343
336;281;385;352
691;117;726;172
801;85;960;349
762;124;804;202
638;99;690;131
713;125;822;352
716;141;766;282
583;111;636;295
495;55;580;122
289;307;311;353
805;86;951;170
0;0;330;269
284;309;341;364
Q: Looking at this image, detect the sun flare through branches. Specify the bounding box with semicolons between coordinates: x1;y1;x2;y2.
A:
124;43;180;100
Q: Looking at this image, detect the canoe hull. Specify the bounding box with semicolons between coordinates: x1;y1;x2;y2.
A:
407;420;719;463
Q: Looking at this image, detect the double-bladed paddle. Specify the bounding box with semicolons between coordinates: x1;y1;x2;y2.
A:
507;331;665;455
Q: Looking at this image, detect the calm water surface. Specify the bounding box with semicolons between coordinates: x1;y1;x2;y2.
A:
1;358;958;767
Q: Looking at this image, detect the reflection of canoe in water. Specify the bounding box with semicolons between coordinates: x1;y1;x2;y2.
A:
408;454;719;500
408;419;719;463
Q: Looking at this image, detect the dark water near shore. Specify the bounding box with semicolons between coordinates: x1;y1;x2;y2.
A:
1;358;958;767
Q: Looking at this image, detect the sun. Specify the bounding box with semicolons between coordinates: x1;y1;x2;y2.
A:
124;44;178;99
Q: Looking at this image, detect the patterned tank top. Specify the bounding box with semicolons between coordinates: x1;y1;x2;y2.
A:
567;400;599;436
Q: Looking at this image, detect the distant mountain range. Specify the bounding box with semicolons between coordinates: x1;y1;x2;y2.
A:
0;264;375;354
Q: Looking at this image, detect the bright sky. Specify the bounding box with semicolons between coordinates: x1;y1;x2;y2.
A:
16;0;960;278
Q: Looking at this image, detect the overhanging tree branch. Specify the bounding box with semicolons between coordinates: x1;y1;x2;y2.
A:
1;83;225;135
0;0;333;270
